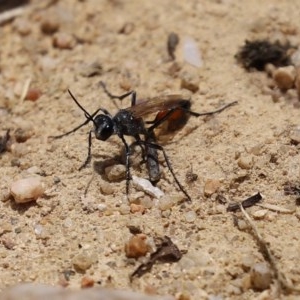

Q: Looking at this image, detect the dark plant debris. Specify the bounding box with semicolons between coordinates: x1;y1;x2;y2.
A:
227;192;262;212
0;0;29;13
0;129;10;154
127;225;142;235
216;194;227;205
235;40;291;71
62;269;76;281
130;236;185;280
167;32;179;60
284;181;300;205
284;181;300;196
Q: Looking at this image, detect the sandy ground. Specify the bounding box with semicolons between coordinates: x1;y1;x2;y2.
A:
1;0;300;299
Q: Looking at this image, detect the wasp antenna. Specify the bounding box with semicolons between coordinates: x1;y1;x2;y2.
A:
68;89;93;120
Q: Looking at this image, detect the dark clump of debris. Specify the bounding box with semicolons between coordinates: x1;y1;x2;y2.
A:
284;181;300;205
130;236;185;281
167;32;179;60
0;130;10;154
227;192;262;212
235;40;291;71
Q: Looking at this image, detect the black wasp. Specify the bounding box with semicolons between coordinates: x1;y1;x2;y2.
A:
52;82;237;201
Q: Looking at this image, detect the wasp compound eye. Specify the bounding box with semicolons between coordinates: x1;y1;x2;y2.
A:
94;115;114;141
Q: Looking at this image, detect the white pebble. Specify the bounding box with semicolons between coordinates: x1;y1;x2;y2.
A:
34;224;44;235
185;210;197;223
63;218;73;228
252;209;268;220
10;177;45;203
97;203;107;212
183;37;203;68
132;176;164;198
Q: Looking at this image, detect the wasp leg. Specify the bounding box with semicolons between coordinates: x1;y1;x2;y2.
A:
79;129;93;170
120;135;132;196
99;81;137;107
132;140;191;202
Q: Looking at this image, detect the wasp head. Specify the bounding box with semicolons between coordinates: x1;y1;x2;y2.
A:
93;114;114;141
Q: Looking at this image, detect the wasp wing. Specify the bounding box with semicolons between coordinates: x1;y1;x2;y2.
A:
125;95;191;118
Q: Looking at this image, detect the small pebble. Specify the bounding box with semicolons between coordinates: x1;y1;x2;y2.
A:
124;234;148;258
1;237;16;250
14;127;33;143
184;210;197;223
236;219;250;231
10;143;29;157
72;252;97;272
105;164;126;181
241;274;252;291
272;66;296;90
97;203;107;212
10;177;45;203
25;88;42;102
180;77;199;93
248;143;263;156
40;16;60;35
118;204;130;215
53;176;61;184
26;166;44;175
158;195;179;211
290;128;300;145
0;222;12;235
237;156;253;170
226;284;241;295
252;209;268;220
79;62;103;77
80;276;94;288
130;203;146;214
100;182;114;195
53;32;76;49
14;18;31;36
63;218;73;228
204;179;221;197
250;263;272;290
132;176;164;198
128;191;145;203
34;224;44;235
140;196;154;209
1;188;11;202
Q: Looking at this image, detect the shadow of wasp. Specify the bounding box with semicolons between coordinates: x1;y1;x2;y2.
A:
51;82;237;201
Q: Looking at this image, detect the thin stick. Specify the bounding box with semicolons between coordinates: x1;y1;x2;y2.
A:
0;6;26;25
20;77;31;102
240;204;300;294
